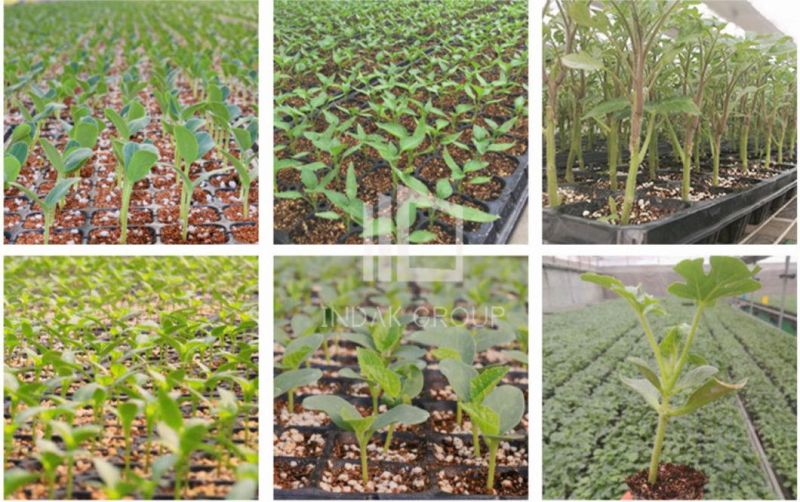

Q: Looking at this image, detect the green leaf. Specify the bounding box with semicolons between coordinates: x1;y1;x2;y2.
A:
463;160;488;173
8;142;29;165
63;147;93;172
346;162;357;200
627;356;661;391
4;469;38;497
483;385;525;435
668;257;761;306
72;122;98;149
436;179;453;199
669;378;746;416
583;98;630;120
93;458;120;488
275;191;303;200
40;138;63;172
561;53;603;71
581;272;665;316
362;217;394;238
469;366;508;404
43;178;80;208
302;395;360;431
116;402;139;430
175;125;199;165
226;478;257;500
399;126;425;152
274;368;323;396
372;404;429;430
105;108;130;138
125;148;159;183
376;122;408;139
157;390;183;431
648;97;701;116
232;127;254;151
4;156;21;185
315;211;340;220
435;199;497;223
409;326;475;364
439;359;478;402
461;402;500;435
675;365;719;393
409;230;436;243
620;376;660;411
357;348;401;398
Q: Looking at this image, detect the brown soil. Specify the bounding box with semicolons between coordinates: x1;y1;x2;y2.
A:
463;175;503;201
231;224;258;243
14;230;83;244
290;216;346;244
437;467;527;496
274;460;315;490
22;209;85;229
483;152;518;176
320;462;428;493
160;224;227;244
625;464;707;500
88;227;155;244
91;208;153;226
334;436;421;462
223;204;258;223
157;206;220;224
274;198;310;231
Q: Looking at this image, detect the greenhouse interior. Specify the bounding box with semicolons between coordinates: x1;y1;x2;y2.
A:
542;0;798;244
543;255;796;500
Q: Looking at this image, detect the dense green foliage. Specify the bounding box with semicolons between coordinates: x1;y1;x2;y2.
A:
543;298;796;499
4;257;258;499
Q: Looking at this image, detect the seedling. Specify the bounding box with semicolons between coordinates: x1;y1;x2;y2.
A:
439;360;509;457
118;142;159;243
275;334;324;411
220;124;258;218
581;256;761;485
115;401;139;473
462;385;526;490
11;178;79;244
303;395;429;483
39;138;93;186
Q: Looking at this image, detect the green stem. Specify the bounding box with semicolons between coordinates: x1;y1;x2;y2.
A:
120;184;132;244
371;390;379;415
648;412;669;485
359;440;369;483
740;125;750;173
667;305;705;390
486;440;499;491
383;424;394;453
124;433;131;473
288;389;294;411
608;120;619;190
472;424;481;457
456;401;463;427
545;95;559;206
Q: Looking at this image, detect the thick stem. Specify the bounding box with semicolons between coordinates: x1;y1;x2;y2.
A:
487;441;499;491
648;128;659;180
124;433;131;472
621;60;645;224
67;457;74;498
43;212;53;245
740;124;750;173
472;425;481;457
545;88;559;206
608;119;619;190
712;135;722;187
456;401;463;427
120;184;132;244
371;390;379;415
681;154;691;202
648;413;669;485
565;115;580;183
288;389;294;411
359;440;369;483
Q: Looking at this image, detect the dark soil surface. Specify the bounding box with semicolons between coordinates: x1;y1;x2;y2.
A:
626;464;707;500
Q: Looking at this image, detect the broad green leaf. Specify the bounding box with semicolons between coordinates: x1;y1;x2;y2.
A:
620;376;660;411
463;160;488;173
315;211;340;220
175;125;199;165
4;156;21;185
399;127;425;152
408;326;475;364
436;199;497;223
302;394;360;431
675;365;719;392
669;378;746;416
8;142;29;165
232;127;254;151
439;358;478;401
409;230;436;243
72;122;98;148
116;402;139;430
668;257;761;306
436;179;453;199
40;138;63;171
377;122;408;139
561;52;603;71
372;404;429;430
581;272;665;316
362;217;394;238
483;385;525;435
357;348;401;397
274;368;322;396
93;458;119;488
105;108;130;138
126;149;158;183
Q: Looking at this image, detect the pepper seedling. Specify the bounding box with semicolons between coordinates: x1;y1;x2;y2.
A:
50;421;101;499
220;124;258;218
115;401;140;473
581;256;761;485
461;385;526;490
10;178;79;244
303;395;429;483
118;142;159;243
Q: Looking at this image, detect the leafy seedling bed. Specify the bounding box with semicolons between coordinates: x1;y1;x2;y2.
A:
4;1;258;245
274;0;528;244
4;257;259;499
274;257;529;499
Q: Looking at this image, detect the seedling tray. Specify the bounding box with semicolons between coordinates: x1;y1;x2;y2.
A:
543;166;797;244
273;363;528;499
4;123;258;244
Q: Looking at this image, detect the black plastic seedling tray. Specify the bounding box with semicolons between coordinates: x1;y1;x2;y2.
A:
544;166;797;244
274;366;528;499
3;124;258;244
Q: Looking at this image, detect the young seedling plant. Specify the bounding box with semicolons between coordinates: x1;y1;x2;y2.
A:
10;178;79;244
303;395;429;483
581;256;761;486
